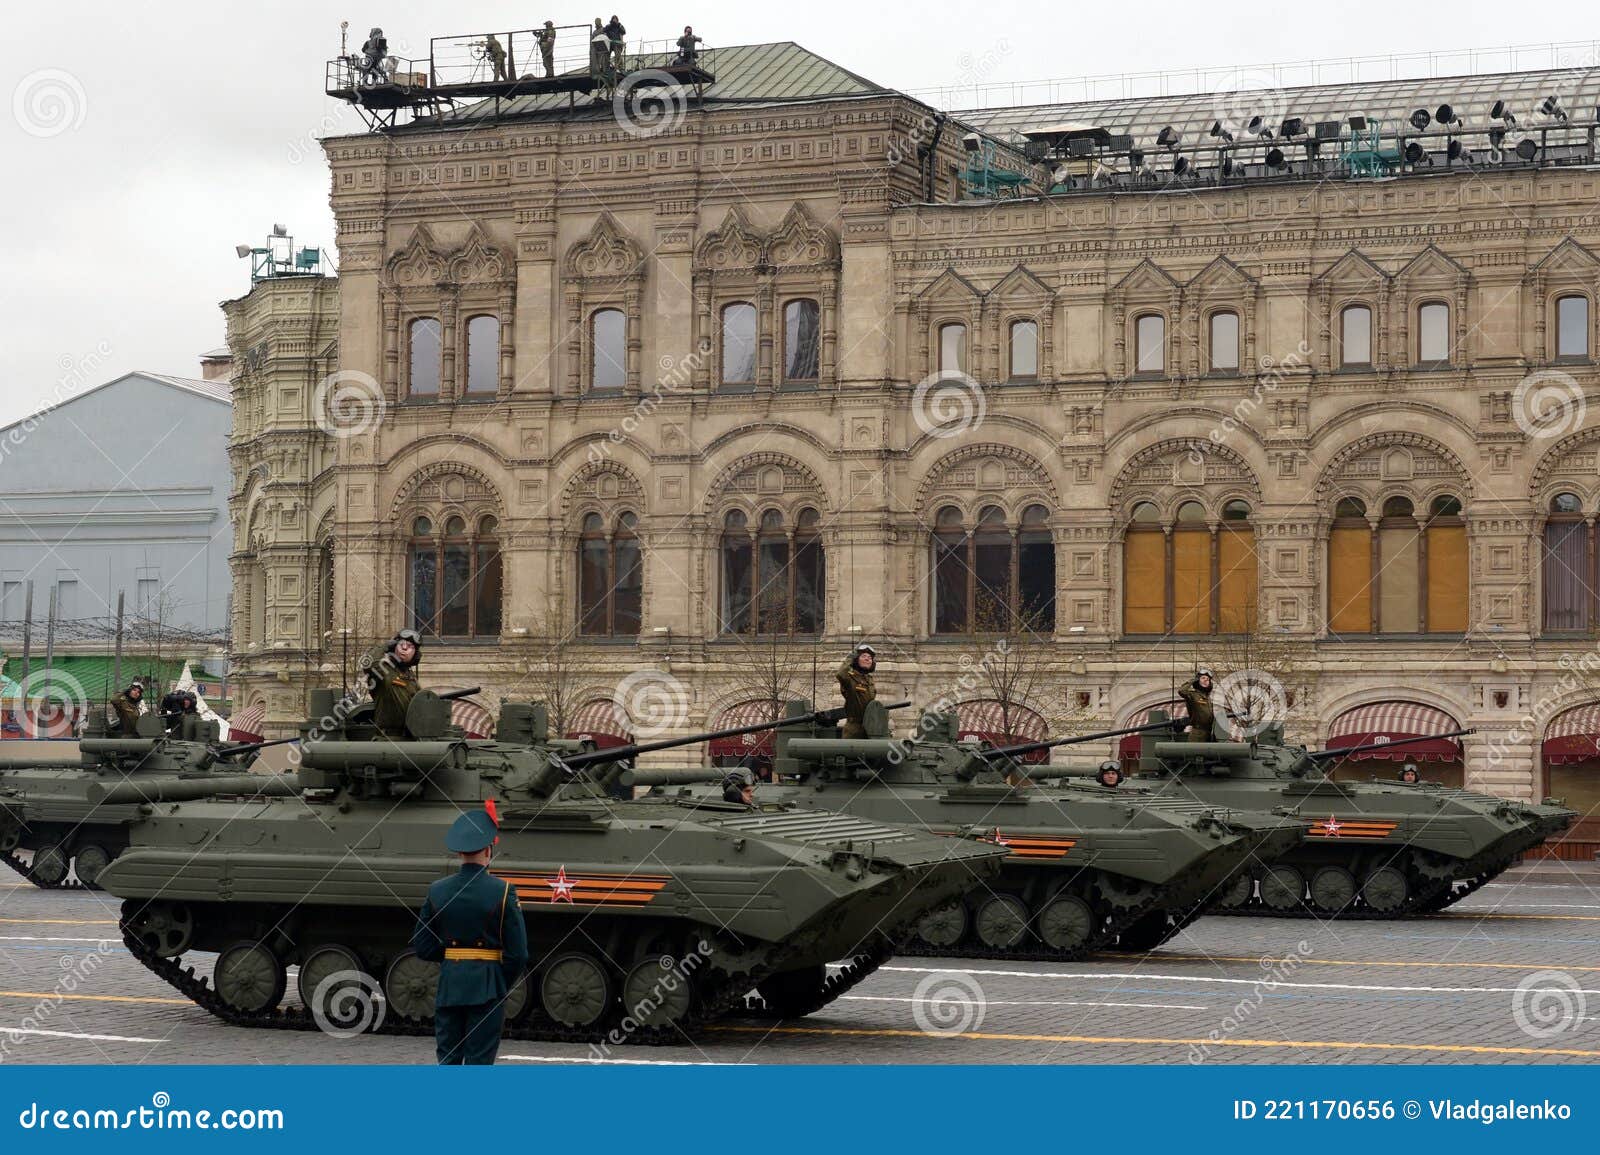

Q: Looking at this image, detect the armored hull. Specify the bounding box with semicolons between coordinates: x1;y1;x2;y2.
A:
98;696;1008;1043
1128;719;1577;918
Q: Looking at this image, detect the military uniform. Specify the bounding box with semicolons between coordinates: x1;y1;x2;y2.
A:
535;25;556;77
109;691;142;734
412;810;530;1065
485;35;509;81
1178;678;1215;742
363;637;421;738
836;654;876;740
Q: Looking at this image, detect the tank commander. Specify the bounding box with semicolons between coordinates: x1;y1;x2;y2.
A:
363;628;423;739
836;643;877;739
1178;668;1215;742
412;806;529;1065
534;21;557;77
108;682;143;734
721;771;755;806
159;689;197;735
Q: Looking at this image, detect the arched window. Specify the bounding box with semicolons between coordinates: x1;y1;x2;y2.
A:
408;317;441;398
1340;305;1372;367
464;314;499;396
1417;302;1450;364
409;514;501;638
578;512;642;637
721;302;757;387
1377;497;1419;633
1209;311;1240;372
931;505;1057;634
1009;319;1039;380
1122;501;1258;635
782;299;820;384
1544;492;1591;632
1328;494;1466;636
1135;314;1165;374
720;508;827;635
1328;497;1371;635
1426;495;1467;632
1557;294;1590;359
590;308;626;392
938;323;967;374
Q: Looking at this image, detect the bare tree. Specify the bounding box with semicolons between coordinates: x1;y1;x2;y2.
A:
1197;599;1313;734
509;609;584;735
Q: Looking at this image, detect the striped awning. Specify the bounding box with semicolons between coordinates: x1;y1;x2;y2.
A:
1544;703;1600;765
565;699;632;749
228;704;266;744
451;700;494;739
708;699;783;759
957;700;1048;764
1119;699;1185;757
1325;701;1462;762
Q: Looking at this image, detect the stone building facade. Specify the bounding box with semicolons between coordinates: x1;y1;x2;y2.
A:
225;43;1600;849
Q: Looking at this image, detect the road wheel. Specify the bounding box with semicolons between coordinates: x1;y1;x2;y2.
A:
1361;866;1410;912
215;941;287;1015
1309;866;1357;913
623;956;695;1029
73;844;112;888
1258;865;1304;910
1217;872;1254;909
540;952;613;1028
1036;893;1096;953
914;901;967;949
30;844;69;886
973;894;1029;949
383;949;439;1022
125;901;193;958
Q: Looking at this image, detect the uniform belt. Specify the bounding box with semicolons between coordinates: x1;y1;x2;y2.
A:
444;947;503;962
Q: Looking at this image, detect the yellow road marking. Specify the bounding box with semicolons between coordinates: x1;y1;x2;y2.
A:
708;1024;1600;1059
1128;953;1600;972
0;918;118;926
0;989;187;1006
1436;912;1600;922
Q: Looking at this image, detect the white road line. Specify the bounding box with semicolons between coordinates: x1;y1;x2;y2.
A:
879;964;1600;997
842;995;1208;1011
1482;903;1600;910
501;1055;745;1066
1;1028;163;1044
0;935;121;943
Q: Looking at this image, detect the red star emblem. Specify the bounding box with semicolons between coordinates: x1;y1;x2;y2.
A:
1323;816;1343;837
548;866;576;903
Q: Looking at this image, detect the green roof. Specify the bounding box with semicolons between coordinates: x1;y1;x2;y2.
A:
0;655;220;702
438;41;890;127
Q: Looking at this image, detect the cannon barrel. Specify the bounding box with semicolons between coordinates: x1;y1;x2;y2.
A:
1305;728;1474;761
1014;761;1111;778
435;686;483;702
1152;740;1255;759
0;754;91;769
619;768;728;788
87;773;300;806
558;702;910;770
297;740;467;773
979;720;1176;762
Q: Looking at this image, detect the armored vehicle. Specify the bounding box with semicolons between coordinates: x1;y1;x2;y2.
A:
98;691;1009;1043
0;711;296;889
1127;711;1577;917
658;701;1308;957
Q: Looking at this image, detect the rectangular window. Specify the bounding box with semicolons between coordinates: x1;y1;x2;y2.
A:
0;575;21;623
1009;320;1038;379
939;324;967;374
932;536;968;633
1328;527;1372;634
1341;306;1372;366
440;545;471;636
1217;526;1258;632
136;578;159;615
1378;527;1420;633
473;544;502;636
1209;313;1240;371
721;537;753;633
1543;521;1590;631
1171;531;1211;633
611;537;642;636
464;315;499;395
408;318;441;396
1426;524;1468;632
1122;534;1164;633
783;300;820;383
1418;302;1450;363
409;549;438;634
579;539;610;635
1558;295;1590;359
54;578;78;620
591;309;627;391
1136;315;1165;374
721;303;758;386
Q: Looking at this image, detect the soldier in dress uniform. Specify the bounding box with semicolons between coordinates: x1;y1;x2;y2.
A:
363;629;422;738
836;643;877;739
411;806;529;1065
1178;669;1216;742
108;683;143;734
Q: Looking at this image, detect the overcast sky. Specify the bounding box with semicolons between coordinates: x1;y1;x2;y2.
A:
1;1;1587;427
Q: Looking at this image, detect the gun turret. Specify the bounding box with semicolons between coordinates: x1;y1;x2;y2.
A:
619;768;729;788
86;773;300;806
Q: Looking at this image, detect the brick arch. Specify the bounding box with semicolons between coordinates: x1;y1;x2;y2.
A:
1313;430;1474;503
1530;426;1600;496
559;460;647;520
913;442;1060;514
1108;437;1262;511
388;460;505;519
701;451;829;516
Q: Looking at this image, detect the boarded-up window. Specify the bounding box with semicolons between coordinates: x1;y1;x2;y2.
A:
1217;524;1258;632
1123;529;1165;634
1172;528;1211;633
1426;504;1468;632
1378;501;1420;633
1328;496;1372;635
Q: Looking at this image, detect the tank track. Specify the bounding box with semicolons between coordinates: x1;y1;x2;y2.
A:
1214;853;1512;920
121;921;798;1047
897;871;1173;962
1;849;88;891
744;936;897;1019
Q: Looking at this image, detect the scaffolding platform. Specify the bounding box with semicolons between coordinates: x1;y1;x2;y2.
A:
326;26;716;128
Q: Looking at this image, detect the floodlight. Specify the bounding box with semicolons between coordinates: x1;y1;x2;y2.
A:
1541;96;1567;121
272;223;288;237
1279;117;1305;137
1156;125;1180;149
1409;108;1431;130
1348;115;1368;131
235;244;253;259
1515;137;1539;160
1208;119;1234;142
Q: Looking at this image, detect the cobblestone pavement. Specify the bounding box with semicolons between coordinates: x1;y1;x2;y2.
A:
3;866;1599;1065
